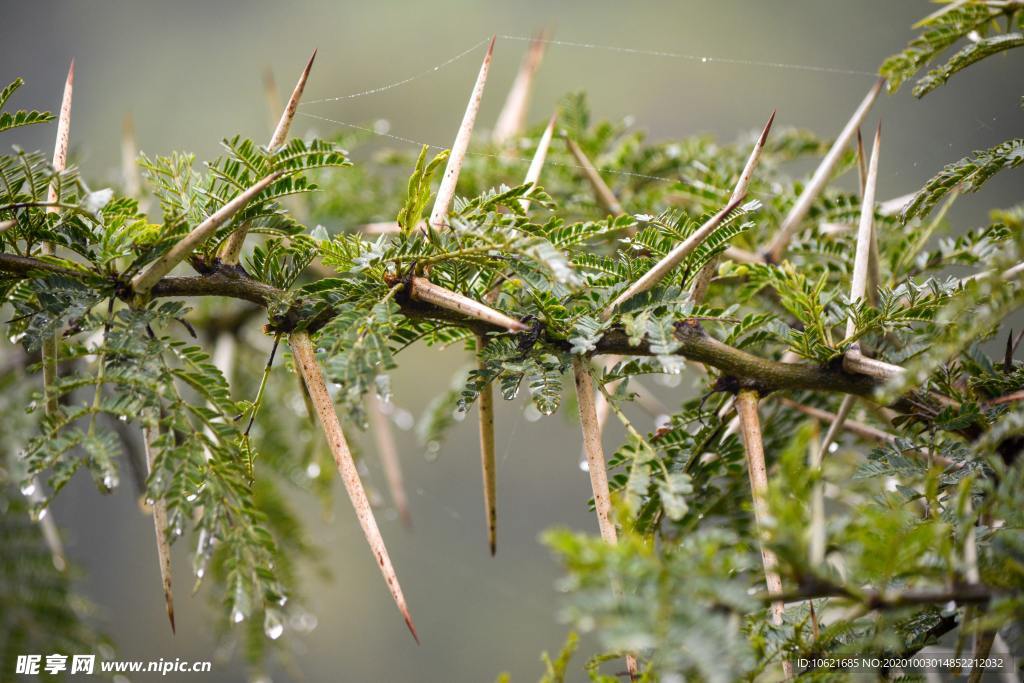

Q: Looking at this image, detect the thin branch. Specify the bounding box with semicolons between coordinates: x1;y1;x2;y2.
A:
290;331;419;643
691;110;775;304
219;49;317;265
0;254;887;397
777;580;995;609
779;398;895;443
143;423;176;634
563;136;624;217
602;194;746;319
475;334;497;555
519;111;558;211
764;78;884;262
368;391;412;530
408;276;527;333
429;36;496;229
493;30;547;146
131;170;282;296
735;389;793;679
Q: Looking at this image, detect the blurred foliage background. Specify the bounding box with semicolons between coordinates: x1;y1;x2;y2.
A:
1;1;1022;681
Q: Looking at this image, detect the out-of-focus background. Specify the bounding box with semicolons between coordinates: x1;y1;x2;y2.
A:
1;1;1021;681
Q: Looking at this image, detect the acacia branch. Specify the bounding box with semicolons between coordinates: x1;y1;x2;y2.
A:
0;254;886;397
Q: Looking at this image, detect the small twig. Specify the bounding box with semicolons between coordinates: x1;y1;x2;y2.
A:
475;334;498;555
219;49;317;265
290;331;418;643
408;276;527;333
243;333;280;440
368;391;412;530
519;111;558;212
429;36;496;229
764;78;884;262
131;170;282;296
143;422;176;634
735;389;793;679
563;136;624;217
602;194;746;319
493;30;547;146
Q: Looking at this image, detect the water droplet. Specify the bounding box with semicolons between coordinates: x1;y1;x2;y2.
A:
232;607;245;624
828;442;839;453
701;57;708;63
20;481;36;497
578;459;590;472
305;462;321;478
264;610;285;640
102;473;117;490
26;400;38;413
373;119;391;135
31;506;48;522
196;567;205;579
393;409;414;431
186;493;198;502
118;415;128;422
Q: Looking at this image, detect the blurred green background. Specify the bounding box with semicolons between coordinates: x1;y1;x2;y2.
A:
2;1;1021;681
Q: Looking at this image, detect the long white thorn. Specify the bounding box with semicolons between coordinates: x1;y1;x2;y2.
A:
290;332;418;643
564;137;624;217
765;78;884;262
46;60;74;211
121;114;142;200
429;36;496;229
691;110;775;303
735;390;793;679
603;194;745;319
844;123;881;344
131;171;282;296
476;334;498;555
493;31;547;146
143;424;176;633
409;277;527;333
219;49;316;265
519;111;557;211
368;392;411;529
